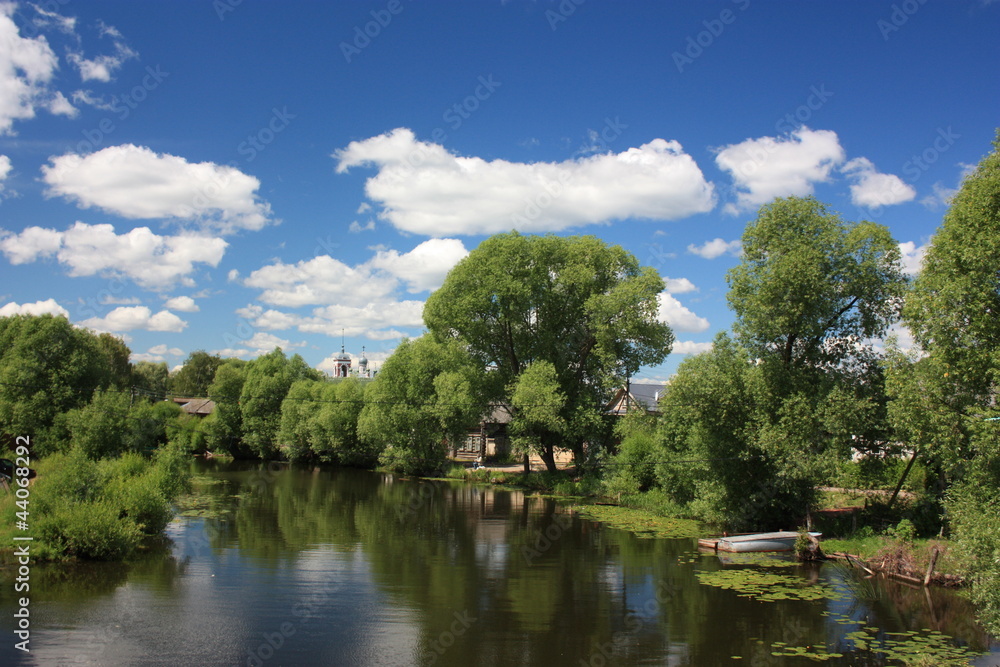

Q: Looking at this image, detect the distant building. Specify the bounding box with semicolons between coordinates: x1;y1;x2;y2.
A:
605;382;668;416
172;397;215;416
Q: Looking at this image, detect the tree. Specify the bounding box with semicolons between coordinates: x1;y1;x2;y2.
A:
357;337;485;475
0;314;123;451
727;196;905;371
906;132;1000;396
206;358;248;457
133;361;169;402
898;133;1000;628
240;349;321;459
96;333;133;389
170;350;224;397
423;232;672;472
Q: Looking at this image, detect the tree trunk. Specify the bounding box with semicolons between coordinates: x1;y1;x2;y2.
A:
540;447;557;473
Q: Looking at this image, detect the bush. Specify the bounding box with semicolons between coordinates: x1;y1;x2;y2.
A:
36;500;141;561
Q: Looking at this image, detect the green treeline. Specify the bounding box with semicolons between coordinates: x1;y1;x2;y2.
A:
2;135;999;635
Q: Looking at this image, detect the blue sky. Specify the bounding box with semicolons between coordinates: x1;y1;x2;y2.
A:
0;0;997;381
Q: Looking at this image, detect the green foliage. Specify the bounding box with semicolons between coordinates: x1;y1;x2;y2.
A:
240;349;321;459
64;390;131;459
604;428;660;498
424;231;673;470
206;358;248;456
948;474;1000;636
887;518;916;543
728;196;904;369
8;443;190;560
279;378;374;465
133;361;169;401
0;314;125;450
358;337;485;475
170;350;224;398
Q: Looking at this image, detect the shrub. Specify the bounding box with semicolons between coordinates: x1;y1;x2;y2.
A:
36;499;141;561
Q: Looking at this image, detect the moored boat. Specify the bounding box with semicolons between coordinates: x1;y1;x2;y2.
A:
714;531;821;553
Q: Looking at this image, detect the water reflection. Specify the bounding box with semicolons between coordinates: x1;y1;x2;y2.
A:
0;460;996;666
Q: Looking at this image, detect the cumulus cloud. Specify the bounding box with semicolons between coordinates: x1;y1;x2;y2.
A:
163;295;199;312
687;238;742;259
0;154;11;195
898;241;929;276
67;22;137;82
243;239;468;308
236;239;463;340
0;4;60;134
0;221;227;290
131;343;184;363
715;127;845;213
663;277;697;294
367;239;469;293
0;298;69;317
349;219;375;233
210;332;305;359
841;157;916;208
334;128;715;236
42;144;273;234
658;293;709;333
81;306;187;333
671;340;714;355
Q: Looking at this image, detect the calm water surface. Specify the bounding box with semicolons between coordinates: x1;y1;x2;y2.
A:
2;459;997;666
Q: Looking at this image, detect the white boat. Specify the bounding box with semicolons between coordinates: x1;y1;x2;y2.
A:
714;531;821;553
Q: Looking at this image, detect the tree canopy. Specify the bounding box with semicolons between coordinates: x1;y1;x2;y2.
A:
423;232;672;470
727;196;905;370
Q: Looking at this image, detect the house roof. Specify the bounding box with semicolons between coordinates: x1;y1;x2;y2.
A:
174;397;215;415
628;383;667;411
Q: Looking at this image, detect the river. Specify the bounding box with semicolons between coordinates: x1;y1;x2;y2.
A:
2;459;997;666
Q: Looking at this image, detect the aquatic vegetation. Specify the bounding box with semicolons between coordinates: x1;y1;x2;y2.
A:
694;568;847;602
572;504;702;539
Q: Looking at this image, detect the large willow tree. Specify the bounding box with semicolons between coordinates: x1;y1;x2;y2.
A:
899;132;1000;634
423;232;673;472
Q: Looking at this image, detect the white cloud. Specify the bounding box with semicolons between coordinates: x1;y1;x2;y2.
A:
0;154;11;195
657;293;709;333
210;332;304;358
42;144;273;234
663;277;697;294
0;221;227;290
334;128;715;236
0;298;69;317
367;239;468;293
45;90;77;117
237;301;423;342
349;219;376;233
898;241;929;276
81;306;187;333
100;295;141;305
687;238;742;259
841;157;915;208
131;343;184;363
671;340;714;355
163;295;199;312
0;4;60;134
67;24;137;82
715;127;845;213
243;254;398;309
